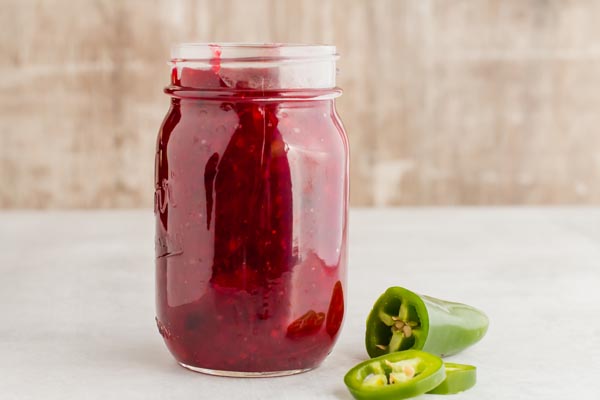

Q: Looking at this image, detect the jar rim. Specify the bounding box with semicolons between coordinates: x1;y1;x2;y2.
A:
172;43;338;61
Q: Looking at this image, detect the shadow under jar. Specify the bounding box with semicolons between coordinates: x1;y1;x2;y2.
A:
155;43;349;377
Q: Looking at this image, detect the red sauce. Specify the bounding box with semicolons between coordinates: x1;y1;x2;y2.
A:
155;48;348;373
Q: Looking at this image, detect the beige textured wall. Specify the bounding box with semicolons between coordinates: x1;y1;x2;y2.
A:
2;0;600;208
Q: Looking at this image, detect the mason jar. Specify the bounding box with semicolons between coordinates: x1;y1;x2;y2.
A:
155;43;349;377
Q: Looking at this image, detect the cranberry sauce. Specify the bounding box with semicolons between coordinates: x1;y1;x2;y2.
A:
155;47;348;373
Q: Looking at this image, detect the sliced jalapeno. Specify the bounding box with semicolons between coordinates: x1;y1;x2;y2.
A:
427;362;477;394
344;350;446;400
366;287;489;358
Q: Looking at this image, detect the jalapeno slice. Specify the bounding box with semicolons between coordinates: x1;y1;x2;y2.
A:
344;350;446;400
427;362;477;395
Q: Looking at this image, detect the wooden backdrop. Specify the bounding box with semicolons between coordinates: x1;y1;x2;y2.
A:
2;0;600;208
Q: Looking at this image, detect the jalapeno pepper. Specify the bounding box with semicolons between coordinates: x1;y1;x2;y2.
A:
427;362;477;395
366;287;489;358
344;350;446;400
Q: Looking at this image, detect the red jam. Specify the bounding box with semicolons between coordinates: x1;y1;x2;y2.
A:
155;44;348;374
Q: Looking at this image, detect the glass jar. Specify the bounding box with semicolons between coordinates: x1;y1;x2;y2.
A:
155;43;349;377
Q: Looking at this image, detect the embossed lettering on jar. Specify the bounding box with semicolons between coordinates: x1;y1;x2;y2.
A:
155;44;349;376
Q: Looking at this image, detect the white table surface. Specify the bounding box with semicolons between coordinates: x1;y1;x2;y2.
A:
1;208;599;400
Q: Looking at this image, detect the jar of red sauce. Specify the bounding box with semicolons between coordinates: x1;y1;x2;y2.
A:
155;43;348;376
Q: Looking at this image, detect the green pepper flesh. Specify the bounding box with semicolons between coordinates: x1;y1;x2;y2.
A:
427;362;477;394
366;287;489;358
344;350;446;400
